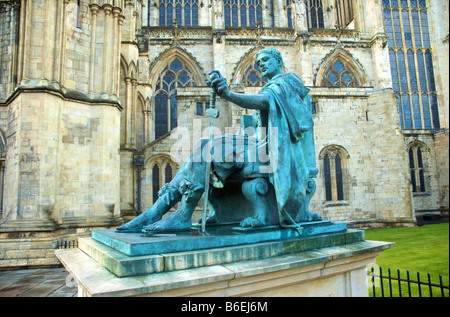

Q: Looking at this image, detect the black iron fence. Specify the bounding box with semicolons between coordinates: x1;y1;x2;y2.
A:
367;266;449;297
54;240;78;249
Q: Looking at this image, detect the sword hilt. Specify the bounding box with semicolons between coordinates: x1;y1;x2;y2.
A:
207;71;221;113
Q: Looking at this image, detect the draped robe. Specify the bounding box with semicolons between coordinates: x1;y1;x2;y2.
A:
259;73;313;227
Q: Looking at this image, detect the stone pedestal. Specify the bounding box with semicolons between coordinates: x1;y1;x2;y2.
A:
55;223;393;297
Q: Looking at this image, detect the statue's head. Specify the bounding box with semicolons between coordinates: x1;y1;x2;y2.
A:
255;47;283;79
255;47;284;69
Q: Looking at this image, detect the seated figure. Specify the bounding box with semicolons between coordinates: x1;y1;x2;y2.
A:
116;47;321;234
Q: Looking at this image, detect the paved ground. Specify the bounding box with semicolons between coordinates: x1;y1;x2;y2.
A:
0;266;77;297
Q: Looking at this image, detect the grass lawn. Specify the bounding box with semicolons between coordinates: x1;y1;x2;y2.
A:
364;222;449;297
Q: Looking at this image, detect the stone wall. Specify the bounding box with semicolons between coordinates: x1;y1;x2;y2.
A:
0;0;125;268
310;88;415;227
0;1;20;101
434;131;449;213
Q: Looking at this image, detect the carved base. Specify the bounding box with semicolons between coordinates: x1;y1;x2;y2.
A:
296;178;322;222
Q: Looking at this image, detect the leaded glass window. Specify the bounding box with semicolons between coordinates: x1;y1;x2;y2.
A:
196;102;210;116
242;62;267;87
335;0;354;29
408;143;427;193
224;0;264;27
156;0;199;26
152;164;160;204
324;154;332;201
286;0;293;28
321;59;359;88
151;159;176;203
383;0;440;130
306;0;325;29
165;164;173;184
321;146;347;202
153;58;196;139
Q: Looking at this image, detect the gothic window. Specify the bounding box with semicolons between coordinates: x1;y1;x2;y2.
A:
320;146;348;202
196;101;210;116
321;59;359;88
165;164;173;183
156;0;199;26
306;0;325;29
242;62;267;87
153;58;196;139
335;0;354;29
383;0;440;130
150;158;176;203
224;0;264;27
152;164;160;204
408;143;428;193
76;0;81;28
286;0;293;28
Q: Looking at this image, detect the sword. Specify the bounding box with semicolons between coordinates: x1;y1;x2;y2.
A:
202;71;221;234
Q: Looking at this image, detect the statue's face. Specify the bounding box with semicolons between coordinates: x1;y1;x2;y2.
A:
256;52;282;80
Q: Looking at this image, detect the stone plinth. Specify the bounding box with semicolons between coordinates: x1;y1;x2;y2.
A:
55;224;394;297
80;225;358;277
92;221;347;257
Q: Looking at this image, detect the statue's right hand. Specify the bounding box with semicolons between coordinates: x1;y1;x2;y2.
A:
206;70;222;87
210;76;230;98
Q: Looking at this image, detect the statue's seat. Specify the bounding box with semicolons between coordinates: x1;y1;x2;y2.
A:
205;107;318;228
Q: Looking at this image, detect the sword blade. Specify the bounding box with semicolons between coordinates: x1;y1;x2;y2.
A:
202;71;220;234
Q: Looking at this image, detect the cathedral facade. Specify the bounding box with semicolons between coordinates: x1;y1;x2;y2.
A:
0;0;448;268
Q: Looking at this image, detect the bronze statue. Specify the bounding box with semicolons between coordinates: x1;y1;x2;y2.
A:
117;47;321;234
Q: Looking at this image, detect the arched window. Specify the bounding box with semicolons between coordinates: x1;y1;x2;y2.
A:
165;164;173;184
224;0;263;27
150;157;176;203
242;62;267;87
152;164;160;204
321;59;359;88
157;0;199;26
320;145;349;202
408;143;428;193
286;0;293;28
153;58;196;139
306;0;324;29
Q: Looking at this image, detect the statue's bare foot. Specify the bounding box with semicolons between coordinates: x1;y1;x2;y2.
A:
240;217;265;228
116;211;163;233
116;184;182;233
296;212;322;223
142;212;191;233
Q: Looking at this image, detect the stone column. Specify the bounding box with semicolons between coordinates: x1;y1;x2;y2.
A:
112;7;122;99
89;4;99;97
131;79;138;147
275;0;287;28
103;4;113;95
293;1;313;85
124;77;132;147
117;14;125;97
212;0;226;75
